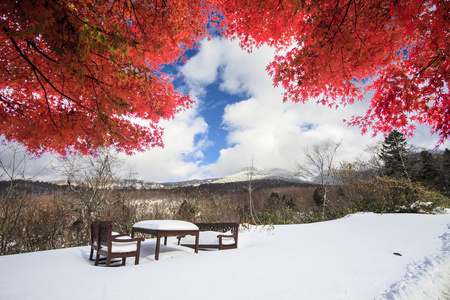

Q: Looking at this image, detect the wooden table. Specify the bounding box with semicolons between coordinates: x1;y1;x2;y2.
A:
131;220;199;260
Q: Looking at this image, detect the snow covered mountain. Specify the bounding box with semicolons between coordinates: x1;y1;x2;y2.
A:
116;168;305;189
152;168;306;189
212;168;302;184
12;168;307;194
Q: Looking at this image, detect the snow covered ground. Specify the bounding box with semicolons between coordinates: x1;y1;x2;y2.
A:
0;212;449;300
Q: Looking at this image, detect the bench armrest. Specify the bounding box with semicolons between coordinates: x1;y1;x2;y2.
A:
111;236;144;243
217;233;235;238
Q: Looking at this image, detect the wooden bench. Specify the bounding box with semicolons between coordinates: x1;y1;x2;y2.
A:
89;221;121;262
177;223;239;250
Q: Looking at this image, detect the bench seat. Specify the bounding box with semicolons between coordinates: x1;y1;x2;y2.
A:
178;222;239;250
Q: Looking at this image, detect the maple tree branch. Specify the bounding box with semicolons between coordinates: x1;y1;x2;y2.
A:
82;74;111;87
6;31;94;114
351;0;371;58
84;63;116;104
412;63;441;106
24;39;57;64
322;0;353;46
401;54;441;108
277;0;284;10
338;0;353;28
62;1;128;49
83;64;117;133
341;47;347;77
7;35;78;106
0;95;27;117
89;50;123;70
416;54;441;79
171;1;204;33
129;0;146;34
323;45;345;72
354;19;375;59
441;0;449;14
32;68;59;129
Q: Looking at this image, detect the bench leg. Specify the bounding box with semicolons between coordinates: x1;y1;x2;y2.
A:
94;251;101;266
89;248;94;261
135;241;141;265
155;235;161;261
194;233;199;254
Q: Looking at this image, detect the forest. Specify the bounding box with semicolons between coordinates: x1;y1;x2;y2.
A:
1;131;449;256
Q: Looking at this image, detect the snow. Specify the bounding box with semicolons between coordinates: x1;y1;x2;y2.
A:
133;220;199;230
0;212;449;300
213;168;302;184
106;235;140;253
180;231;235;245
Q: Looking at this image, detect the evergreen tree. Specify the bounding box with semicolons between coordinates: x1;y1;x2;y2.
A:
379;130;411;180
418;151;439;188
313;187;324;206
438;149;450;196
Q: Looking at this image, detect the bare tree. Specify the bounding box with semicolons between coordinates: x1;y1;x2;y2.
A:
352;142;384;180
0;142;47;254
246;156;261;225
297;140;342;220
54;149;130;244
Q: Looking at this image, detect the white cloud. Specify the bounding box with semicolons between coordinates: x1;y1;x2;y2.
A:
204;94;376;176
118;106;209;182
180;39;223;97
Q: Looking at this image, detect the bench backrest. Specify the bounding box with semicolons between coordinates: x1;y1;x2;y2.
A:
91;221;100;246
195;223;239;235
98;221;113;247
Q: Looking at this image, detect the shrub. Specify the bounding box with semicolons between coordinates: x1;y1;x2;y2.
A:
257;207;299;225
351;176;450;213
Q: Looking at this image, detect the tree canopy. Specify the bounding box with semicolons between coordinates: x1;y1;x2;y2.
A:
220;0;449;143
1;0;215;155
1;0;449;156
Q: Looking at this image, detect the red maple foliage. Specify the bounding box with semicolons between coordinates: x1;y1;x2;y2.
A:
1;0;217;155
219;0;450;144
1;0;449;156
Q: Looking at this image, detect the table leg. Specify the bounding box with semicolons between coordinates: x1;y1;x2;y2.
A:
194;232;199;254
164;236;168;246
155;234;161;261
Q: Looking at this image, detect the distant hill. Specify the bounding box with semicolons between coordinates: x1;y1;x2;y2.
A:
0;168;312;196
211;168;303;184
0;180;63;197
121;168;308;190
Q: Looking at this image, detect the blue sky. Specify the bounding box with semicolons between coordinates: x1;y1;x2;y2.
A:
4;37;450;182
196;82;247;165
